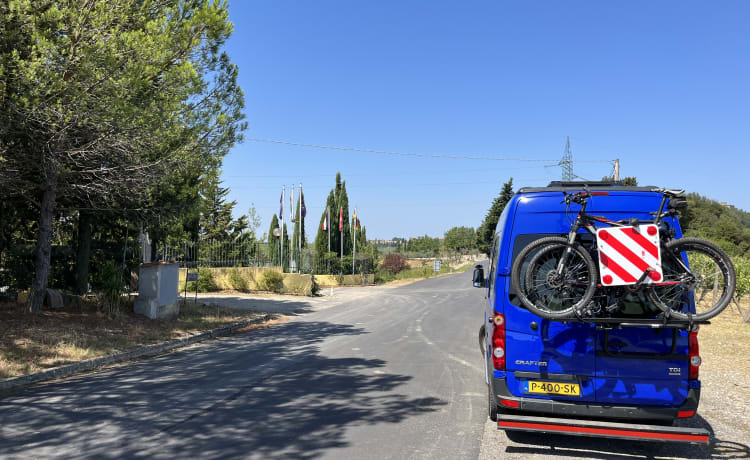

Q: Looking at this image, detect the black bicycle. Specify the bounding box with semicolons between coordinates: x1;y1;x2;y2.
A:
510;188;736;321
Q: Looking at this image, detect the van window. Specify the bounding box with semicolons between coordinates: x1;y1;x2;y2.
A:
508;232;662;316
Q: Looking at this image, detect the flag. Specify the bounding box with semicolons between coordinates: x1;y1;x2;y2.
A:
279;187;284;223
290;186;294;223
353;208;357;230
338;207;343;232
322;208;327;231
300;187;307;218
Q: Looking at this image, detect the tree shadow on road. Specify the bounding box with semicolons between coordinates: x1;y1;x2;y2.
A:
198;295;317;315
502;413;750;459
0;320;446;459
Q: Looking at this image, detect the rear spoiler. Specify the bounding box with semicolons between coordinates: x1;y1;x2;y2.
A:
498;414;709;444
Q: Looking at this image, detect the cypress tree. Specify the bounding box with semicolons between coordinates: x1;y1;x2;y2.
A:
477;178;514;255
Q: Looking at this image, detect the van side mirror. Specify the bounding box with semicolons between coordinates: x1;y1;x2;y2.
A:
473;265;485;288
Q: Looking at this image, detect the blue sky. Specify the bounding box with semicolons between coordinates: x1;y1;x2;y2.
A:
221;1;750;240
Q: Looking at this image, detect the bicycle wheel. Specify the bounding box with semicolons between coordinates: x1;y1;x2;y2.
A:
646;237;736;321
511;237;598;319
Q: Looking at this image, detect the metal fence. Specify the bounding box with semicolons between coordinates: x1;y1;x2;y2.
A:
157;240;374;275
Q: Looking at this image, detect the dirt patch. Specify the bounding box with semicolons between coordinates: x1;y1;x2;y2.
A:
0;300;271;379
697;299;750;430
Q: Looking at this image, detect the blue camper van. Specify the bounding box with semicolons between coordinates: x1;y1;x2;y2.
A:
476;182;709;443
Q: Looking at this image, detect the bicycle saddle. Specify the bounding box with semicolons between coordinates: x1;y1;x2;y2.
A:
654;188;685;197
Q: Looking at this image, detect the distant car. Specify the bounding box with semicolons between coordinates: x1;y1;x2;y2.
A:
475;181;709;444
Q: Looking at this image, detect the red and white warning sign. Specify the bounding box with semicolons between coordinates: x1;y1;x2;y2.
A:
596;225;662;286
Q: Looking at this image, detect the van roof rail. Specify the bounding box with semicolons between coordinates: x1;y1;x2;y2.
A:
547;180;622;187
518;183;660;194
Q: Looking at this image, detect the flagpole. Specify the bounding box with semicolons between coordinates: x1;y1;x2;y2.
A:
353;213;356;275
290;183;294;271
280;185;284;271
339;207;343;267
298;183;302;273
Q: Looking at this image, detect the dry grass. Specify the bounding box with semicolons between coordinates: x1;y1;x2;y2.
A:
0;299;271;379
699;298;750;398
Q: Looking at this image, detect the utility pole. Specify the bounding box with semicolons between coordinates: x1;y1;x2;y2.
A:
560;136;573;181
613;159;620;181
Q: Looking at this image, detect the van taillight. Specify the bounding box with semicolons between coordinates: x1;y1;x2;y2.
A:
492;314;506;370
688;330;701;380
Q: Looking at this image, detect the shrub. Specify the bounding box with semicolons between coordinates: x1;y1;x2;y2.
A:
374;266;396;284
310;274;320;296
94;261;124;316
227;268;249;292
260;270;284;293
381;253;408;274
187;269;218;293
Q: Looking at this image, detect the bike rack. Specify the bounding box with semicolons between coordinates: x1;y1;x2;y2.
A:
563;315;709;330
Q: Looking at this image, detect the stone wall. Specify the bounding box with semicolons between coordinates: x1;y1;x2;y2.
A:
178;267;373;295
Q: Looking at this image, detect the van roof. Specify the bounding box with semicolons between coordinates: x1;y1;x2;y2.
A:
518;181;659;194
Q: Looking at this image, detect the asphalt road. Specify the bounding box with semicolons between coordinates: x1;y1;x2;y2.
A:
1;269;748;459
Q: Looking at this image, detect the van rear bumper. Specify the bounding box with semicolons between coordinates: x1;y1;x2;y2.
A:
497;414;709;444
491;378;700;421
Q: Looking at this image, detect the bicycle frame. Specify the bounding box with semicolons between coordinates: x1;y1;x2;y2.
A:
555;191;673;280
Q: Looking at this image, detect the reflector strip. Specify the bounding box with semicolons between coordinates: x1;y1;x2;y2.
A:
597;224;663;286
500;399;519;408
621;227;659;259
600;252;637;284
498;420;709;442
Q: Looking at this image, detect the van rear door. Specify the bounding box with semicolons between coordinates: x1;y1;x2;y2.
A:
503;193;597;403
595;327;689;406
584;193;690;406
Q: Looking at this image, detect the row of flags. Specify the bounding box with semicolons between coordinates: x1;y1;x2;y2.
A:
279;185;307;225
279;185;359;233
321;207;359;232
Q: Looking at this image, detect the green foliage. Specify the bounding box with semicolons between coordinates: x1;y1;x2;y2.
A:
734;256;750;300
200;171;244;242
313;172;358;272
402;235;441;255
93;261;124;316
477;178;514;255
187;270;218;293
680;193;750;257
382;253;408;274
443;226;477;253
310;275;321;296
602;176;638;186
227;268;249;292
0;0;247;310
260;270;284;293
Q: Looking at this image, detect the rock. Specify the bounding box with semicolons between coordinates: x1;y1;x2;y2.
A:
44;289;64;311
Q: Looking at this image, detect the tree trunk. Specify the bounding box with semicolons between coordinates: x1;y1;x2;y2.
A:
28;167;58;313
75;210;93;295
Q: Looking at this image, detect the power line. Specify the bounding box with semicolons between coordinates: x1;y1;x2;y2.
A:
246;138;612;163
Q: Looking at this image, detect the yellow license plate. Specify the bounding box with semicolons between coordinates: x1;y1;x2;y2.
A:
525;381;580;396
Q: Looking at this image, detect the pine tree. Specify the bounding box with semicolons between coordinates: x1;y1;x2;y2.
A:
477;178;514;255
200;172;237;241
